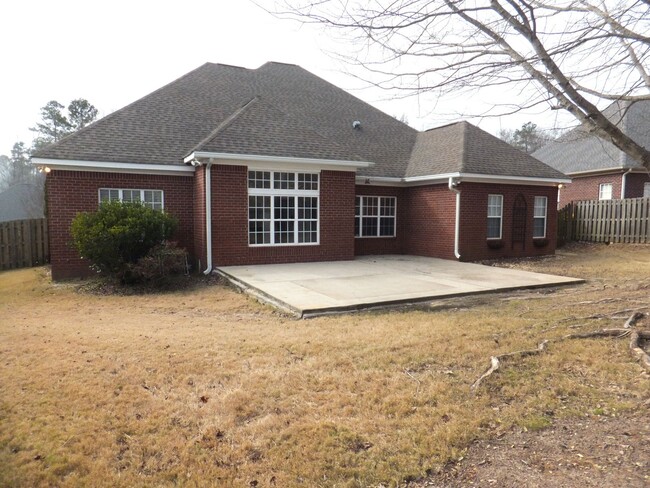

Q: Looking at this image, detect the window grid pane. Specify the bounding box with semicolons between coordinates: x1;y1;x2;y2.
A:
98;188;163;210
248;171;270;189
355;196;396;237
273;196;295;244
248;172;319;246
487;194;502;239
273;172;295;190
599;183;613;200
248;196;271;244
533;196;547;238
298;173;318;191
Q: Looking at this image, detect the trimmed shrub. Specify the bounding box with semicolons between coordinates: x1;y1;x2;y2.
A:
128;241;189;287
70;201;179;282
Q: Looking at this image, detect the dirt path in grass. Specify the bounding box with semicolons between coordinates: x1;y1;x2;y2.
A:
414;410;650;487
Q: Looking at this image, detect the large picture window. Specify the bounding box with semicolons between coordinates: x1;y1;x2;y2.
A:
533;196;547;238
487;194;503;239
355;196;397;237
99;188;163;210
247;171;319;246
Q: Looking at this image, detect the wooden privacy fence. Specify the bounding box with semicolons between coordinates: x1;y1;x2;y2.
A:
558;197;650;244
0;218;49;271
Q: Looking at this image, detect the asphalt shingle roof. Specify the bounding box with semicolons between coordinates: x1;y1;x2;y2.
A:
533;100;650;174
407;122;566;180
35;62;565;181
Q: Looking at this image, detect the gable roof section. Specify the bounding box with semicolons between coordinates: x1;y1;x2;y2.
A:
34;61;565;182
533;100;650;174
34;62;414;172
406;122;566;180
189;96;366;162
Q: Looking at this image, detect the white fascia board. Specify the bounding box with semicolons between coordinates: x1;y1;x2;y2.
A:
355;176;406;186
186;151;374;172
456;173;571;186
357;172;569;187
31;158;194;176
567;166;644;177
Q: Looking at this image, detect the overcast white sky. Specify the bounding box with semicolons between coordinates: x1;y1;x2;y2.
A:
0;0;571;157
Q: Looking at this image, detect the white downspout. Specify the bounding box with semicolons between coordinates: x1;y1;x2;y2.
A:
203;163;213;274
621;168;632;199
448;177;461;259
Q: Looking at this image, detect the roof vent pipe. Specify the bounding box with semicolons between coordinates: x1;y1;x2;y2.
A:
352;120;361;129
448;177;461;259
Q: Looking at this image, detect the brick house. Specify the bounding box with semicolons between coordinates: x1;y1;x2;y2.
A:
32;62;569;280
533;100;650;207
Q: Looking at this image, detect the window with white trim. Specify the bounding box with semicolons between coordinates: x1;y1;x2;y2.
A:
599;183;613;200
355;196;397;237
99;188;164;210
487;194;503;239
533;196;547;238
247;171;319;246
644;182;650;198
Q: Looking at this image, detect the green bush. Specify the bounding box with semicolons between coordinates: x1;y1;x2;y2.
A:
70;201;179;282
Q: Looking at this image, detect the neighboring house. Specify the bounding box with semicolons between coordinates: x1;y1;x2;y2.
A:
0;183;45;223
32;62;568;280
533;100;650;207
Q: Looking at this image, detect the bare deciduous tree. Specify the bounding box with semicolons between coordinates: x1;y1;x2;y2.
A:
272;0;650;169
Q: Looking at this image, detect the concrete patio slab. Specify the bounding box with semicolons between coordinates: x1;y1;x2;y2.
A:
216;255;584;317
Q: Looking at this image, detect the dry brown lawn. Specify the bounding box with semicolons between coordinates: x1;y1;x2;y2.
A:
0;243;649;487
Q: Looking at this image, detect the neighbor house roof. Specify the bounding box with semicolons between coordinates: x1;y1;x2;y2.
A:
533;100;650;175
34;62;564;181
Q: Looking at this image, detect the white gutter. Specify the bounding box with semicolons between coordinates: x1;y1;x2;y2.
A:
185;151;374;170
203;163;213;275
448;177;461;259
621;167;633;198
357;172;570;187
31;157;194;176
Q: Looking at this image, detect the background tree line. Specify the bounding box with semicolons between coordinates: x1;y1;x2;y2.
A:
0;99;97;191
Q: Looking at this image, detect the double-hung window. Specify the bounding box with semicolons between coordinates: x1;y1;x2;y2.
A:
487;194;503;239
247;171;319;246
599;183;613;200
355;196;396;237
533;196;547;238
99;188;164;210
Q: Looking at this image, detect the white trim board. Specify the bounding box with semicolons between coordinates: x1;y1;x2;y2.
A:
185;151;374;172
31;158;194;176
356;172;570;187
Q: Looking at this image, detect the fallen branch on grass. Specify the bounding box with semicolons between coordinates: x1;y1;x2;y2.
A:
471;312;650;392
470;341;548;393
624;311;645;329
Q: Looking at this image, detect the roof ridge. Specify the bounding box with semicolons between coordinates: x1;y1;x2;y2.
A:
32;63;217;159
189;96;260;154
459;121;470;173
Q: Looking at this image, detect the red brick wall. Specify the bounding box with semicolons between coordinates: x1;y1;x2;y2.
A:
624;172;650;198
457;183;558;261
403;184;457;260
354;185;406;255
211;165;355;266
559;172;622;205
46;170;194;280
